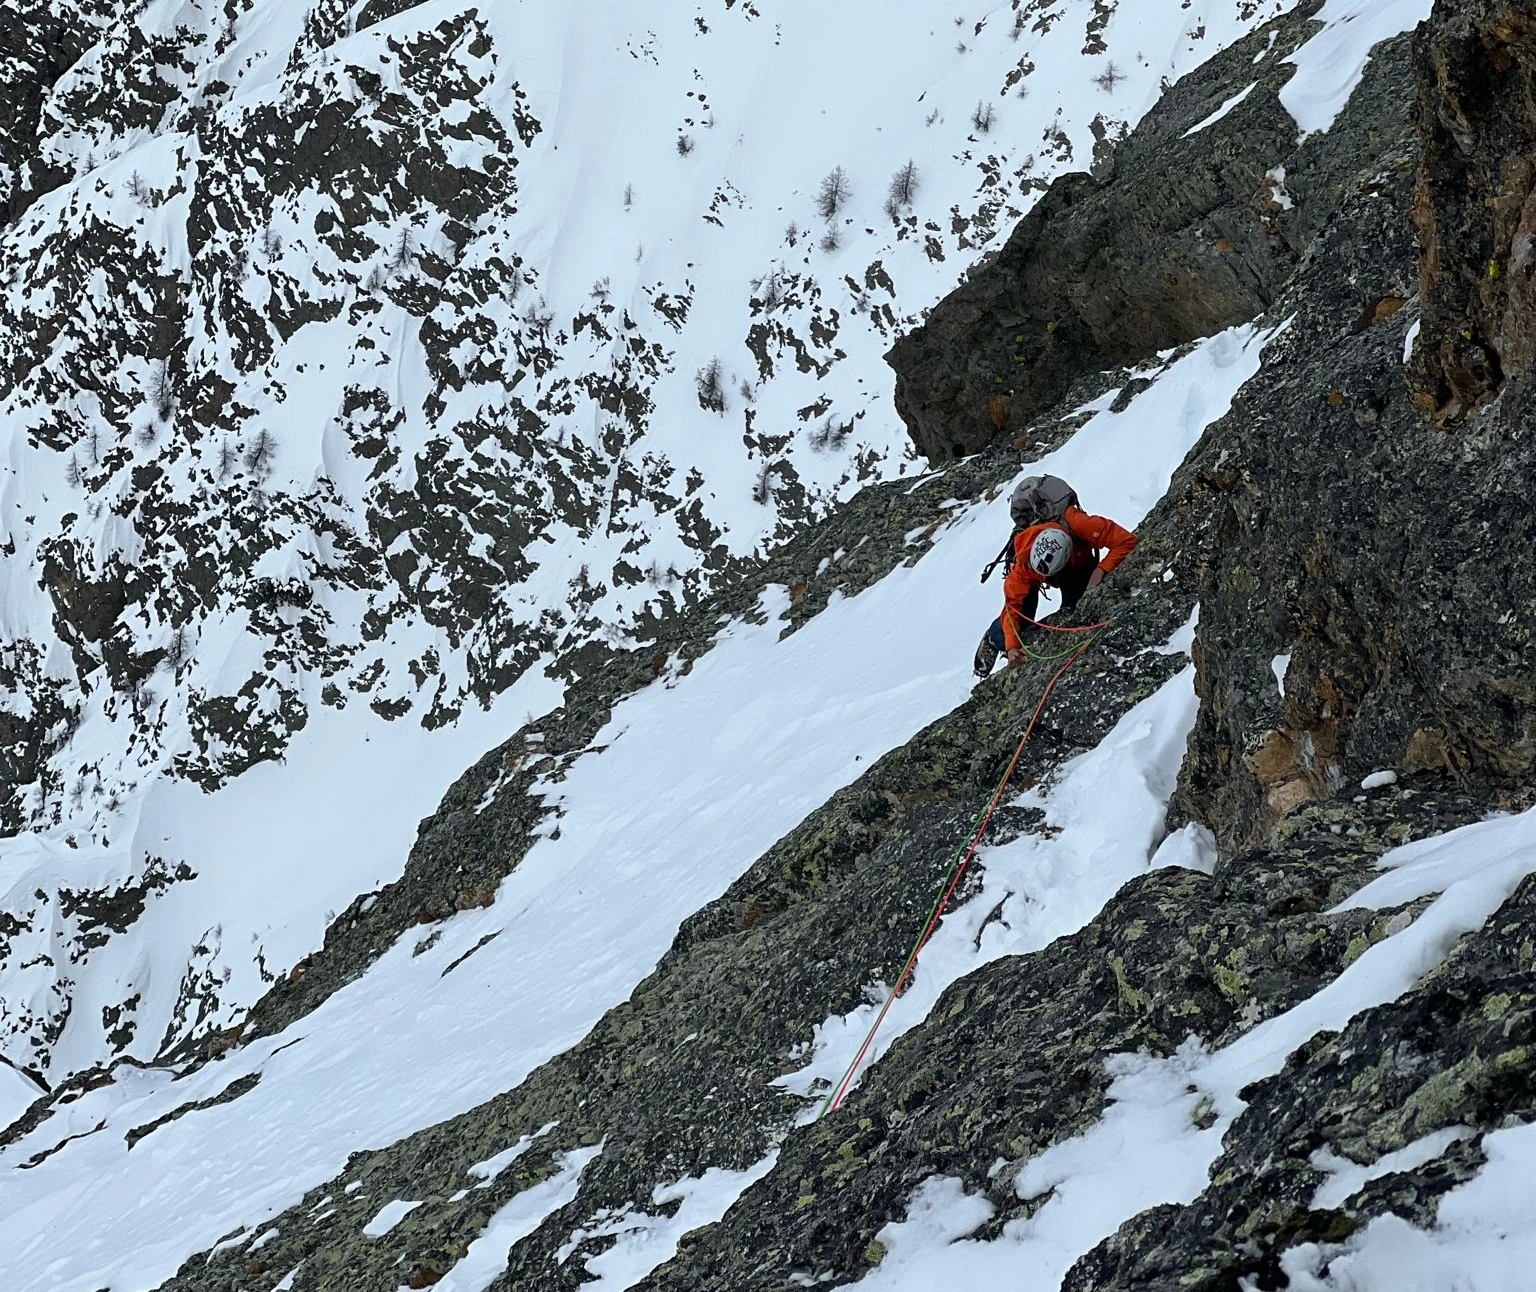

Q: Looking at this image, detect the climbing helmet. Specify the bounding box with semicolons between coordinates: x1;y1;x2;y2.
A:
1028;526;1072;577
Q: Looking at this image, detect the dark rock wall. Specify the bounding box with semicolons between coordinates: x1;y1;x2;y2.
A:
1067;867;1536;1291
1408;0;1536;420
887;4;1324;463
1173;9;1536;854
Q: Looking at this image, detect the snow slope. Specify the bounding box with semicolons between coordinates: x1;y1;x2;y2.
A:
0;317;1267;1292
0;0;1301;1083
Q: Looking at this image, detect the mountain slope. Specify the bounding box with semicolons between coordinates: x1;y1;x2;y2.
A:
0;0;1299;1087
8;2;1536;1292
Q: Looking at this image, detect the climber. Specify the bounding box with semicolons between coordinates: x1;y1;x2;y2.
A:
973;483;1137;678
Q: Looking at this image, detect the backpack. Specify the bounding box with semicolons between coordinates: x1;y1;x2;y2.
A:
980;474;1080;583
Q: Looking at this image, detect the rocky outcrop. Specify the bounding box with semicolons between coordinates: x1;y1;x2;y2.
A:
887;5;1324;463
886;2;1431;466
884;8;1526;857
1067;864;1536;1290
1406;0;1536;421
1172;5;1536;855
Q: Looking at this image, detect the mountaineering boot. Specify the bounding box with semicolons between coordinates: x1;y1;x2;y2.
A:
973;631;999;678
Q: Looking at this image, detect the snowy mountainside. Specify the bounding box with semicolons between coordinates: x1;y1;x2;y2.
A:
0;0;1297;1083
13;2;1536;1292
0;309;1273;1292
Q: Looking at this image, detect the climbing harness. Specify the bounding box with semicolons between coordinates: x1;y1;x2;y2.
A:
816;613;1112;1119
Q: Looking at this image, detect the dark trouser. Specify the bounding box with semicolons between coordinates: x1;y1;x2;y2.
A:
985;562;1095;651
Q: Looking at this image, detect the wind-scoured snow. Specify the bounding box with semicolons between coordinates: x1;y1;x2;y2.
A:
0;322;1269;1292
1309;1126;1473;1212
841;803;1536;1291
1183;82;1259;137
467;1122;556;1186
1279;0;1433;135
1279;1121;1536;1290
361;1197;422;1237
430;1145;603;1292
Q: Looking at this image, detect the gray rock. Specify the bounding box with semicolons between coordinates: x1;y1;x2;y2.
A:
885;3;1426;468
1406;0;1536;421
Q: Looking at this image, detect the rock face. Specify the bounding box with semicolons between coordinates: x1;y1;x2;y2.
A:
1407;0;1536;420
1171;17;1536;856
887;4;1328;463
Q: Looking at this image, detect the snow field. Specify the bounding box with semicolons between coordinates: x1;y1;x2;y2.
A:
1279;0;1434;135
0;322;1268;1292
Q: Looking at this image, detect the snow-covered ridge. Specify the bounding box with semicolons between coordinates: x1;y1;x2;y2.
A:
0;0;1297;1084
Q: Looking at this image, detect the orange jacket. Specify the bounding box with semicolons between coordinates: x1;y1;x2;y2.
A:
1000;505;1137;649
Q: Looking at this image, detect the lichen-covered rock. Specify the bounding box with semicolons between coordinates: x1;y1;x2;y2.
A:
1064;866;1536;1291
619;789;1480;1292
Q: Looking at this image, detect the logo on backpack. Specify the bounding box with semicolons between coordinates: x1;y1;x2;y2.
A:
981;474;1079;583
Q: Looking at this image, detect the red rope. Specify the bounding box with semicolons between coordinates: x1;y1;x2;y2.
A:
819;626;1104;1116
1013;604;1112;634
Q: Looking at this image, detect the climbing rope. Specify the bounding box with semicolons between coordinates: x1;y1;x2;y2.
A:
816;615;1111;1118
